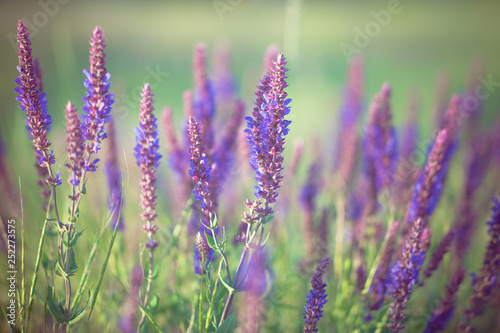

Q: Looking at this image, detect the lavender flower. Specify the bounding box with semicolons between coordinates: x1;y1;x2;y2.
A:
213;42;238;104
194;229;212;275
303;258;330;333
193;44;215;149
134;83;161;249
187;116;214;218
366;221;399;314
461;195;500;332
364;82;398;197
64;101;85;192
15;20;53;167
423;228;456;280
81;26;114;171
405;125;457;227
433;70;451;129
334;57;363;189
425;269;466;333
105;117;124;230
244;53;291;207
388;218;426;332
300;161;322;257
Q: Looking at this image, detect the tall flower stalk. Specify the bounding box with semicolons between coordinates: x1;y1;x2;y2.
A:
134;83;162;332
303;258;330;332
221;52;291;323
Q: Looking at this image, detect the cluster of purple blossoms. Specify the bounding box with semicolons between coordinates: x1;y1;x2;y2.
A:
461;195;500;332
105;117;124;230
244;53;291;209
388;218;427;332
187;116;215;217
303;258;330;333
64;101;85;190
425;269;466;333
81;26;114;171
363;82;398;202
334;57;363;188
134;83;161;249
15;21;54;170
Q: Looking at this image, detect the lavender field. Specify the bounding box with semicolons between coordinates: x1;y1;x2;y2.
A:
1;0;500;332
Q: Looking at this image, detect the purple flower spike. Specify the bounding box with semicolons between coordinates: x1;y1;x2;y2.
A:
81;26;114;169
303;258;330;333
461;195;500;332
245;53;291;206
388;218;426;332
405;129;454;228
364;82;398;200
134;83;161;249
187;116;215;218
424;228;456;280
366;221;399;314
105;117;124;230
15;20;53;166
194;229;213;275
425;269;466;333
64;101;85;193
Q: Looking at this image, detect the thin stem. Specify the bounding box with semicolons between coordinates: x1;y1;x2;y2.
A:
198;275;204;333
205;260;222;333
137;248;154;332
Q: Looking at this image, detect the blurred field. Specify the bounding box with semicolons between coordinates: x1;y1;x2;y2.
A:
1;0;500;331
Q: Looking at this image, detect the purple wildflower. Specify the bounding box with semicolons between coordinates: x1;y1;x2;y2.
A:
303;258;330;333
194;229;213;275
405;103;459;228
213;42;238;104
64;101;85;192
105;117;124;230
187;116;215;218
425;269;466;333
15;20;53;167
364;82;398;197
244;53;291;207
460;195;500;332
81;26;114;171
334;57;363;188
193;44;215;149
388;218;426;332
366;221;399;314
423;228;456;280
134;83;161;249
300;161;322;257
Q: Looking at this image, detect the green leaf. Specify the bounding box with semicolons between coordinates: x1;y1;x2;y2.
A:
46;286;64;323
68;228;86;248
68;289;93;325
204;231;217;251
263;213;276;224
55;261;68;278
216;311;237;333
149;293;159;311
81;184;87;195
260;232;271;246
138;303;164;333
210;212;218;229
67;250;78;276
219;276;235;294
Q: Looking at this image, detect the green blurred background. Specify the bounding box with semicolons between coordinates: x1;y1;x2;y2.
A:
2;0;500;330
